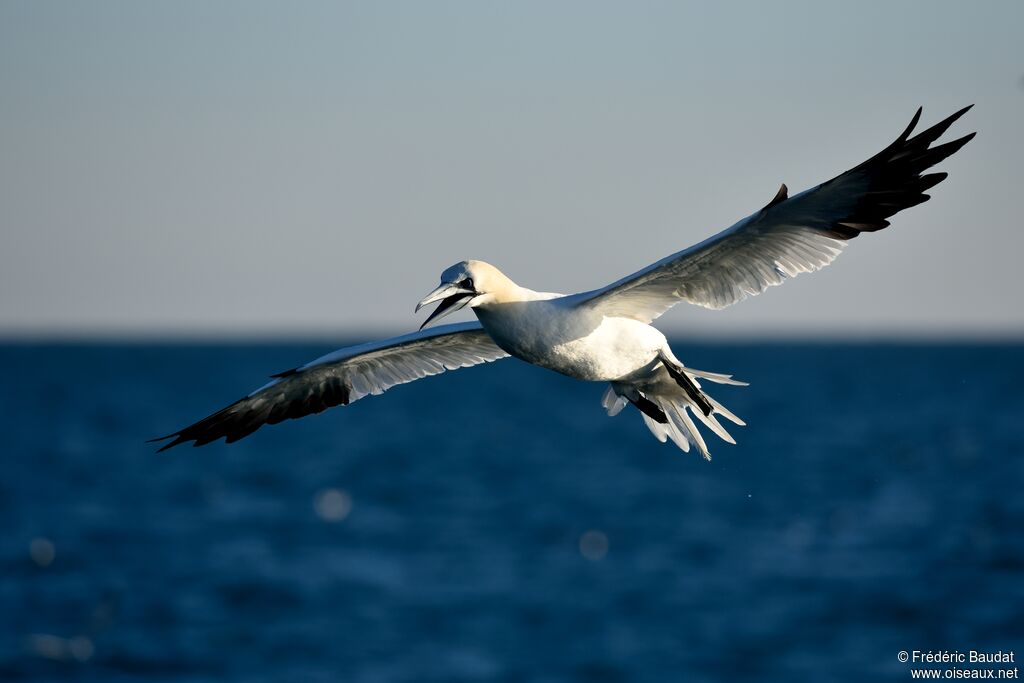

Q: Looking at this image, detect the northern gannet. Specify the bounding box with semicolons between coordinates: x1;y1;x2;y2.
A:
152;107;973;458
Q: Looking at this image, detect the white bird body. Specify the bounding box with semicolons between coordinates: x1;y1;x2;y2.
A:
153;107;974;459
473;288;667;383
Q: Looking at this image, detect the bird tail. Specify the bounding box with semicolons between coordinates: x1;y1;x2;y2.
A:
601;367;747;460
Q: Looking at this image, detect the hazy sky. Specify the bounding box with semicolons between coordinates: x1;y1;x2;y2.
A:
1;1;1022;337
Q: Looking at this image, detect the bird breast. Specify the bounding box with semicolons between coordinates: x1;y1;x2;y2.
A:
474;300;666;382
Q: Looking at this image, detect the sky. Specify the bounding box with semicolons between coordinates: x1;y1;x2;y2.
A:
1;1;1022;338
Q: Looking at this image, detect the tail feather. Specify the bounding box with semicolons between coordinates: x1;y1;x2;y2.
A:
685;367;749;386
706;395;746;426
662;414;691;453
602;369;746;460
669;403;710;459
601;385;627;416
641;412;672;445
691;407;736;445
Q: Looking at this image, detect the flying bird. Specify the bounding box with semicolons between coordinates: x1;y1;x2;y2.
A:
152;107;974;458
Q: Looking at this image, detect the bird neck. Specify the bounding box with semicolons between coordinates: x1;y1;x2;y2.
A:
484;281;533;305
477;283;559;307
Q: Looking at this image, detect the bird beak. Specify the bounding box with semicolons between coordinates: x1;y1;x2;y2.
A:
416;282;476;330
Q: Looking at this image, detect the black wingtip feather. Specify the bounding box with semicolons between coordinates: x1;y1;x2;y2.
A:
894;107;923;145
903;105;973;150
813;106;974;240
151;374;355;452
917;172;948;191
155;437;184;453
945;103;974;125
147;432;183;453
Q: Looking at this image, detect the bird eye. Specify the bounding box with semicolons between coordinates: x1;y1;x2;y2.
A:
461;278;475;291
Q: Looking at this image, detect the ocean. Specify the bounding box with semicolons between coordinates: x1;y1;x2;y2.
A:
2;341;1022;682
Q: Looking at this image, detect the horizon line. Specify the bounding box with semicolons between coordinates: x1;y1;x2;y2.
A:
2;326;1023;345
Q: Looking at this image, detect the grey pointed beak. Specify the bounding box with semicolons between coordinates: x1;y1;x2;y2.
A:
416;282;476;329
416;282;463;312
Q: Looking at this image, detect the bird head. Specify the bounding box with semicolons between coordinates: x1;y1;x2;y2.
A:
416;260;510;329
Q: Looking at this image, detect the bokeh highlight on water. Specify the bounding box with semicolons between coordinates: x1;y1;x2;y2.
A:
3;341;1022;681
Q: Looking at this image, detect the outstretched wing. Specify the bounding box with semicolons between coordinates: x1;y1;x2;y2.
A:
150;322;508;451
575;106;975;323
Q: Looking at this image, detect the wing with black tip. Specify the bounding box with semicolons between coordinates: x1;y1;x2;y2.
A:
575;106;975;322
150;322;508;451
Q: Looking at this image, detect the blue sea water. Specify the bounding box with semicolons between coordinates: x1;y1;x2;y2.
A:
2;341;1022;682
